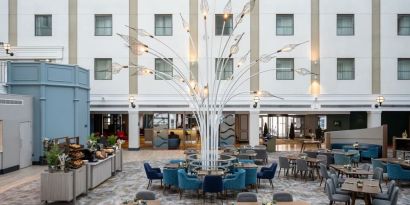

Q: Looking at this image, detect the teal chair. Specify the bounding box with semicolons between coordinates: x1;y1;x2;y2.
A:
177;169;202;199
163;168;178;191
334;153;351;165
169;159;185;164
244;167;258;192
387;163;410;186
223;169;246;194
372;158;387;173
239;159;255;164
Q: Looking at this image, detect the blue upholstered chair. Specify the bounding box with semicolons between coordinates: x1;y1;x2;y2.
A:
163;168;178;191
361;146;380;160
334;153;351;165
203;175;223;201
177;169;202;199
387;163;410;186
372;158;387;173
143;163;163;189
169;159;185;164
244;167;258;192
223;169;246;194
257;161;278;188
239;159;255;164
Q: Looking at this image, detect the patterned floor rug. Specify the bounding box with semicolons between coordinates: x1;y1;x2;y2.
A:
0;151;409;205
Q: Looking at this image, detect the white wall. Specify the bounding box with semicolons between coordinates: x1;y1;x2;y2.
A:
0;0;8;43
259;0;311;95
77;0;130;103
17;0;69;64
380;0;410;94
320;0;372;95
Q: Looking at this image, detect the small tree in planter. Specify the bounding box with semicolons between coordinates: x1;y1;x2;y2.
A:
46;144;62;172
263;123;269;137
289;123;295;140
107;135;118;147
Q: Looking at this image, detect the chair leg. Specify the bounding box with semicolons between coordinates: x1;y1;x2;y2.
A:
320;177;323;186
179;189;183;199
269;179;273;188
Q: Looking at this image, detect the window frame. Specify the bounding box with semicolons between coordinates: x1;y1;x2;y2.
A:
155;58;173;80
337;14;355;36
276;14;294;36
95;14;113;36
155;14;173;36
35;14;52;36
94;58;113;80
276;58;294;80
215;14;234;36
337;58;355;80
398;14;410;36
398;58;410;80
215;58;234;80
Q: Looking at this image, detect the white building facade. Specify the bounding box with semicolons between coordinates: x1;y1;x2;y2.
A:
1;0;410;150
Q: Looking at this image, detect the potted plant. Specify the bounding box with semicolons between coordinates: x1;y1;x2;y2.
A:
45;144;61;172
289;123;295;140
107;135;118;147
263;122;269;137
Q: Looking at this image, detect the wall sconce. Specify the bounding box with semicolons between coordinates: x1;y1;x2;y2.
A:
375;96;385;108
253;96;260;108
0;42;14;56
129;96;136;108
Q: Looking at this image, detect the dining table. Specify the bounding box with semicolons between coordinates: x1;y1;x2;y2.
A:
235;163;258;169
286;155;323;178
341;178;381;205
236;201;310;205
300;140;322;152
378;157;410;168
329;164;373;178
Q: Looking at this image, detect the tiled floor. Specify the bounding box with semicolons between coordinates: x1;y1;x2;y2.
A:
0;145;408;205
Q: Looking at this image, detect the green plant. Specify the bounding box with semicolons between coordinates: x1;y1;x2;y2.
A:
46;144;61;166
107;135;118;146
289;122;295;140
263;122;269;137
88;133;98;142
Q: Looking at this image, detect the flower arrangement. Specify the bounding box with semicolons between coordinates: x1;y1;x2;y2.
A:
58;153;69;171
87;133;98;152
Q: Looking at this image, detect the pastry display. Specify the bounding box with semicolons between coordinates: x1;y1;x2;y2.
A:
103;148;115;155
96;150;107;159
69;144;81;149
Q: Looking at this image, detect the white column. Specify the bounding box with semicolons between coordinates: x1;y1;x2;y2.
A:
128;110;140;150
248;110;260;146
367;110;382;128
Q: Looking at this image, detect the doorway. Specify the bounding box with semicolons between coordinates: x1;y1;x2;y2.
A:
19;122;32;168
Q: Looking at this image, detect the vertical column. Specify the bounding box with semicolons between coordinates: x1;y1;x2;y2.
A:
250;0;260;92
248;110;260;146
311;0;320;96
189;0;198;80
129;0;138;94
367;111;382;128
8;0;17;46
69;0;78;64
128;110;140;150
372;0;381;94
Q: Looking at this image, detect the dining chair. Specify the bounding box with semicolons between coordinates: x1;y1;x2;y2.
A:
257;161;278;188
373;167;384;191
163;168;178;192
372;187;399;205
319;163;330;188
334;153;351;165
202;175;223;202
223;169;246;195
296;159;314;180
317;154;328;166
236;192;258;202
330;174;349;195
177;169;202;199
143;162;163;189
273;192;293;202
373;180;396;200
325;179;351;205
278;156;292;177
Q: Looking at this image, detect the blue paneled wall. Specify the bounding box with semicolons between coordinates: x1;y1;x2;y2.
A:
7;62;90;162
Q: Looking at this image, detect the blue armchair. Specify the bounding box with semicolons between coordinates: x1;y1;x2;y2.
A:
163;168;178;192
387;163;410;186
361;146;379;160
244;167;258;192
223;169;246;194
143;162;163;189
177;169;202;199
203;175;223;200
257;161;278;188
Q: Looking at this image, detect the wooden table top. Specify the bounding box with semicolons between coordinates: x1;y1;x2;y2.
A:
197;170;225;176
330;164;373;176
341;178;381;194
287;155;322;163
236;201;309;205
379;158;410;168
235;163;258;168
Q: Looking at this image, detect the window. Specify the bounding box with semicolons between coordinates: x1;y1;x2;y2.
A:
337;58;355;80
398;14;410;36
155;14;172;36
215;14;233;36
95;15;112;36
398;58;410;80
337;14;354;36
215;58;233;80
276;14;294;36
94;58;112;80
276;58;294;80
35;15;52;36
155;58;173;80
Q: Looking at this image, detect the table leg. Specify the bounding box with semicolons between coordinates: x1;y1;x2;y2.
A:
300;143;304;153
351;192;356;205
